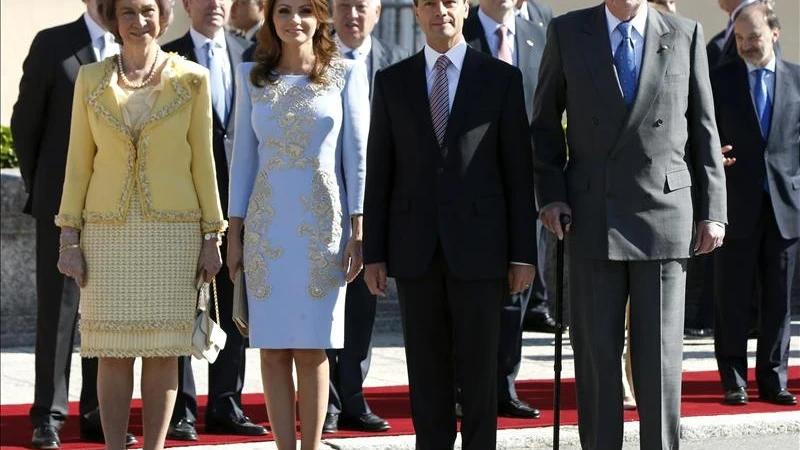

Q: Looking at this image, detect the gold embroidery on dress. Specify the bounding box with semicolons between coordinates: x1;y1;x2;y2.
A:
299;171;344;299
248;62;348;299
244;170;283;299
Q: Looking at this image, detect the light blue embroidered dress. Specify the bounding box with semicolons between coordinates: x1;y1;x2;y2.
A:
229;60;369;349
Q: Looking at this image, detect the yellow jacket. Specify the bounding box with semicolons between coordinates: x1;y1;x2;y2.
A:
55;54;226;233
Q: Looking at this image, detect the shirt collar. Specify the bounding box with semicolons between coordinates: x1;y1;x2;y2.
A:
605;4;648;39
244;19;264;41
337;35;373;60
424;39;468;73
83;12;107;43
746;55;777;74
516;4;529;21
477;8;516;37
189;27;227;51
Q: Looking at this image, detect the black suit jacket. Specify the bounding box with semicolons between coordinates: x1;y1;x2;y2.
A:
711;58;800;240
11;16;97;219
463;8;546;123
162;32;248;212
363;47;537;280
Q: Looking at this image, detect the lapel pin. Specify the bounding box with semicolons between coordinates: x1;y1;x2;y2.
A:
539;22;545;27
526;40;534;47
659;45;670;53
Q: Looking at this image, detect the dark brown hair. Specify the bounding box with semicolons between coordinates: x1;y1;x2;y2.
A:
250;0;338;87
736;2;781;31
97;0;173;44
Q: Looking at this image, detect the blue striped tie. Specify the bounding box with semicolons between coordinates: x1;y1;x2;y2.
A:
430;55;451;147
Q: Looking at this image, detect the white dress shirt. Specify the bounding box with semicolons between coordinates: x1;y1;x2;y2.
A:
478;9;517;67
423;39;468;114
189;27;233;99
337;35;373;62
84;12;119;61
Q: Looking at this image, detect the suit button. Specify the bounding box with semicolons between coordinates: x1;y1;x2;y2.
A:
609;154;618;162
436;167;444;175
592;117;600;125
654;119;664;127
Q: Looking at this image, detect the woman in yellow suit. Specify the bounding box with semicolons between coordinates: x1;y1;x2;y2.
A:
55;0;226;448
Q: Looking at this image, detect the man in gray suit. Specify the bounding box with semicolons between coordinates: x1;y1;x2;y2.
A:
532;1;727;448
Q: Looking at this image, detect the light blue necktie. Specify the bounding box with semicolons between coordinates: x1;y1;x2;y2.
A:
346;49;357;60
614;22;637;106
753;68;772;192
206;41;228;123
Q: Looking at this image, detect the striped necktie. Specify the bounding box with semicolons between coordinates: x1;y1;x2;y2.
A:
430;55;451;147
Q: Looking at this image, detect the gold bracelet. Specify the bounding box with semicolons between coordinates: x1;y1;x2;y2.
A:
58;243;80;253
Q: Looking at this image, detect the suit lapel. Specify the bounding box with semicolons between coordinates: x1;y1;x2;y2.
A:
766;59;792;152
446;48;483;153
515;18;541;84
407;51;439;150
87;60;133;142
464;14;490;54
579;6;627;120
69;17;96;66
611;8;675;155
225;34;244;131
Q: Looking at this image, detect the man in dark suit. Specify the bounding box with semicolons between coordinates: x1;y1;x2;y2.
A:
533;1;727;448
462;0;546;420
363;0;537;447
10;1;136;448
229;0;264;42
162;0;267;440
324;0;410;435
711;3;799;407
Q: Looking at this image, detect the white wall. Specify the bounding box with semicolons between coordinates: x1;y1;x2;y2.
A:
1;0;798;125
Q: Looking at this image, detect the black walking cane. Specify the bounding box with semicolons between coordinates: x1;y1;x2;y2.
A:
553;213;571;450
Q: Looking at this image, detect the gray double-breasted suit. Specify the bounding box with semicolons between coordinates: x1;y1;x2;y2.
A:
532;4;727;449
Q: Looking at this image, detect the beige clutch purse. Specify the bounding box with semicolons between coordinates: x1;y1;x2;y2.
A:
232;269;249;337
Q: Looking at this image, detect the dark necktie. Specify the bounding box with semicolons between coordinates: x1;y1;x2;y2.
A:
430;55;451;147
614;22;637;106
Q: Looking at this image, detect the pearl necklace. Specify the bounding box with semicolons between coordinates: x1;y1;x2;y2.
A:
117;48;160;90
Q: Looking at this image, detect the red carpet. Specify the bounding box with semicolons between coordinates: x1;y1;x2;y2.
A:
1;368;797;449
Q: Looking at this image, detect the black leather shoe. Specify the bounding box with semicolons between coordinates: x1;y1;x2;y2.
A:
499;399;541;418
759;389;797;405
684;327;713;339
167;419;198;441
339;413;391;432
524;311;558;334
322;413;339;433
31;425;60;449
723;387;749;405
205;415;268;436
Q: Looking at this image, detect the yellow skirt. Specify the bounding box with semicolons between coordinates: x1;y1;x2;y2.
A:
79;193;200;358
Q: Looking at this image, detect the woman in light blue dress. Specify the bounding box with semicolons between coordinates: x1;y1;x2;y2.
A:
226;0;368;447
